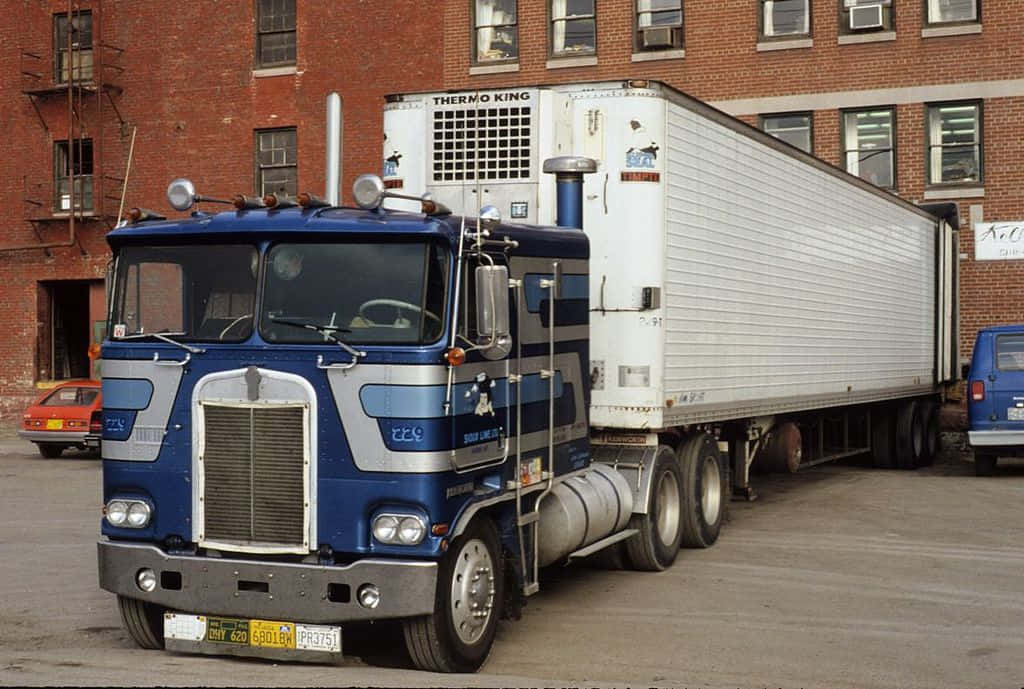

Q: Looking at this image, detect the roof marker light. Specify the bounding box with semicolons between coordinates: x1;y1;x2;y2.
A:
297;192;330;209
232;195;266;210
127;208;167;223
263;193;298;209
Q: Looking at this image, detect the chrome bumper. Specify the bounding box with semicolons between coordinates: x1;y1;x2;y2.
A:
18;429;96;446
97;540;438;623
968;430;1024;447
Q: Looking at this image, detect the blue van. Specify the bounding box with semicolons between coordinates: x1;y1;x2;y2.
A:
966;325;1024;475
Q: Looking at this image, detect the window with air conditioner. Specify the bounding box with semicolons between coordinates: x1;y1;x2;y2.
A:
761;0;809;38
636;0;683;51
839;0;892;35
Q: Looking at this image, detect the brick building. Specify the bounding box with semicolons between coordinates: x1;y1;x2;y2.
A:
1;0;1020;420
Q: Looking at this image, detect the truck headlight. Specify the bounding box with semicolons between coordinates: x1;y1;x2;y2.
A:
106;499;152;528
372;513;426;546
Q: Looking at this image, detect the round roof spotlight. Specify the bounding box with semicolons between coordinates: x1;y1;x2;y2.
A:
353;174;386;210
167;178;197;211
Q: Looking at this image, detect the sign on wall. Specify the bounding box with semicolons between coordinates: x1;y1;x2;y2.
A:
975;222;1024;261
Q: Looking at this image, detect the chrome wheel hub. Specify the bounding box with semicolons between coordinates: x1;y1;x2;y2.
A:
449;537;495;645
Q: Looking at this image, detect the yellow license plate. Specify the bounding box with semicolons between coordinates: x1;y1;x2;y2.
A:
46;419;63;430
249;619;296;649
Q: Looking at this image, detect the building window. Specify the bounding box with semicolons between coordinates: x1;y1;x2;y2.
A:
54;11;92;83
54;139;94;212
475;0;518;63
761;0;809;37
255;128;297;197
551;0;595;56
839;0;893;34
926;0;978;24
927;102;981;185
635;0;683;52
256;0;296;68
761;113;812;153
843;109;895;189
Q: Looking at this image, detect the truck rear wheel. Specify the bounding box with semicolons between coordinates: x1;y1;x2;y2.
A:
117;595;165;650
403;517;503;673
678;433;725;549
895;400;923;470
624;445;684;571
919;400;940;466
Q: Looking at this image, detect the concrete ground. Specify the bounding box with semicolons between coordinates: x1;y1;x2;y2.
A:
0;427;1022;688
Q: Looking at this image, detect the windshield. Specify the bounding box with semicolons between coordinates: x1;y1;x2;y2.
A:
260;241;449;345
110;245;258;342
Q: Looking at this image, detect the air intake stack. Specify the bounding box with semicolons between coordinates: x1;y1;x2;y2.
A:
543;156;597;230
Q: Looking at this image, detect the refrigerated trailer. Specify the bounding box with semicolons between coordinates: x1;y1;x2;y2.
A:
382;79;961;494
97;80;959;673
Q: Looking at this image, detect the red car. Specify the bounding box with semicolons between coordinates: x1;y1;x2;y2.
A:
18;380;102;458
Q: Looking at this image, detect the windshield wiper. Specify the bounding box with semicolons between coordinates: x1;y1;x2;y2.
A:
116;330;206;354
270;318;366;365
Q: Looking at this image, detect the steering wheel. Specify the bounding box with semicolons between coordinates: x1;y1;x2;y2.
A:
357;299;441;325
218;314;252;339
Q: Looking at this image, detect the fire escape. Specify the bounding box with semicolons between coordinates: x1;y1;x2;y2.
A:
15;0;126;254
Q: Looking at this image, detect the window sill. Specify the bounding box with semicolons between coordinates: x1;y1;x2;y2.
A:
922;24;981;39
253;66;297;78
469;62;520;76
546;55;598;69
838;31;896;45
923;186;984;200
631;49;685;62
756;38;813;52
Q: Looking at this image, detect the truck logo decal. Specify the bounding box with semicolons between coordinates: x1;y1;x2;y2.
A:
384;150;402;177
625;142;659;169
467;372;496;417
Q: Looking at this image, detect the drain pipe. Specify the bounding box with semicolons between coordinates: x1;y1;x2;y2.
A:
325;92;342;206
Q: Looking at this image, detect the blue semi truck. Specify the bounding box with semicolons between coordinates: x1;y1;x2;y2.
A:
97;81;961;672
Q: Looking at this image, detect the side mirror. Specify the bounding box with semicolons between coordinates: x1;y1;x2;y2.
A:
475;265;511;360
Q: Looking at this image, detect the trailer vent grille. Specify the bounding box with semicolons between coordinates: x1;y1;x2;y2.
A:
200;403;307;552
432;106;532;182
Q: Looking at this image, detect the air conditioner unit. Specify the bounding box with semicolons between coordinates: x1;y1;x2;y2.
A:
640;26;675;49
850;4;883;30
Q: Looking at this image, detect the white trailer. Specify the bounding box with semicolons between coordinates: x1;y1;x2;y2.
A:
382;80;959;497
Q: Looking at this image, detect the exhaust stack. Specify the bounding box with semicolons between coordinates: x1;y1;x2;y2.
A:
325;93;343;205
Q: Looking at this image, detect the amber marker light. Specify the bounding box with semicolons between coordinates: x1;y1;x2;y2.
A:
431;523;450;537
445;347;466;366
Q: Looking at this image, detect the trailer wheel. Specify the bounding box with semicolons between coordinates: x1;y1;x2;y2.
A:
117;595;165;650
678;434;725;549
974;452;997;477
624;445;684;571
871;409;896;469
918;401;941;466
895;400;923;470
403;517;503;673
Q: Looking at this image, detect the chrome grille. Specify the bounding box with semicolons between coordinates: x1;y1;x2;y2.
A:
201;403;307;550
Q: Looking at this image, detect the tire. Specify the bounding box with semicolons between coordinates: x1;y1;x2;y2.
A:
919;401;940;467
871;408;896;469
678;433;726;549
117;595;165;650
623;445;684;571
895;400;922;470
974;452;997;477
37;443;64;459
403;517;503;673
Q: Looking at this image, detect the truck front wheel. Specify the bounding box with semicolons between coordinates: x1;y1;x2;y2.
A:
117;595;165;649
403;517;503;673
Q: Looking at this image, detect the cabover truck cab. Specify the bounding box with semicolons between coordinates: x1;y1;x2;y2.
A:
97;177;693;672
965;325;1024;476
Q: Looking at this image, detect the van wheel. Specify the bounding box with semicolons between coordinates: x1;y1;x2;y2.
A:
974;452;997;477
117;595;165;649
624;445;684;571
678;433;725;549
919;401;940;466
895;400;923;470
403;517;503;673
871;409;895;469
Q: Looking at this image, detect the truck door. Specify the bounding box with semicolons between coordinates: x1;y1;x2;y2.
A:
450;253;514;471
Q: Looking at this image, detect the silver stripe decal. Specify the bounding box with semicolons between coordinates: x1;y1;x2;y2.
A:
101;359;183;462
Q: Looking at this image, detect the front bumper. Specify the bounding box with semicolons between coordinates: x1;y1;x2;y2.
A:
97;540;438;623
17;429;96;447
967;430;1024;447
